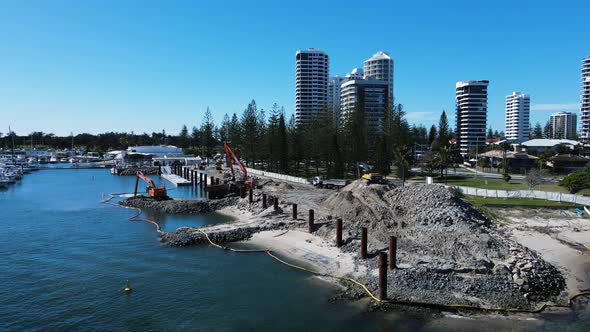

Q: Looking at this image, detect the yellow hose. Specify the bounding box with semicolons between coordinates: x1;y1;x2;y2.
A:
102;194;590;314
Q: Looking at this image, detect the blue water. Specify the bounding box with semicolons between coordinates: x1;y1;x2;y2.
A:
1;169;589;331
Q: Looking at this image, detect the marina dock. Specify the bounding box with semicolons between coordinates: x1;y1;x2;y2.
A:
161;173;192;187
160;166;192;187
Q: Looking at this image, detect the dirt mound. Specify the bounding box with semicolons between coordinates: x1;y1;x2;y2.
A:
317;181;565;305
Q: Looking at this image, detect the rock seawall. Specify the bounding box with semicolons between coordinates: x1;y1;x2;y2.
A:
119;196;238;214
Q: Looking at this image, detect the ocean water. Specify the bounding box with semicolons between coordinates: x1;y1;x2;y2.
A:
1;169;589;331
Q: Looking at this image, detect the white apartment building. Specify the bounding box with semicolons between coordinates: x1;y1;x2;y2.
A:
340;69;389;145
363;51;394;101
550;112;577;139
505;92;530;142
455;80;489;156
328;75;347;126
580;56;590;140
295;48;329;126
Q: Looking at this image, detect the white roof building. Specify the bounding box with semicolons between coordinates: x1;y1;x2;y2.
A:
521;139;581;151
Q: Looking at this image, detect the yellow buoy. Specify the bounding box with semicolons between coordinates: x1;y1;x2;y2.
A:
124;280;132;292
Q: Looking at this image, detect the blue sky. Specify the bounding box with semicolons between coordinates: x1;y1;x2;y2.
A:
1;0;589;136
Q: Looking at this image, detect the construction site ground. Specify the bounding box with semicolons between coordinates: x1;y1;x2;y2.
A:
118;171;590;314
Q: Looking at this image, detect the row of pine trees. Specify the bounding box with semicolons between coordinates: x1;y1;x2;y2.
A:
179;99;455;179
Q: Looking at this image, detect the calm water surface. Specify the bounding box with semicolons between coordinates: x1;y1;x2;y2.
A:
1;169;589;331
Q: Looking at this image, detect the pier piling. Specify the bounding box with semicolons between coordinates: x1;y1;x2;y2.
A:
378;252;388;300
204;174;208;188
249;188;253;203
273;197;279;211
216;178;220;185
389;236;397;270
199;173;203;186
262;194;267;209
308;209;314;233
360;227;367;259
292;204;297;219
336;218;342;247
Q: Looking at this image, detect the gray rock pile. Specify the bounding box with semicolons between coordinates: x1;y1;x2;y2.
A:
119;196;238;214
160;226;264;246
117;166;160;175
316;181;566;308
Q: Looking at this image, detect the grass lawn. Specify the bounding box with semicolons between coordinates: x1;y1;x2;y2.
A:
444;176;572;193
463;195;578;209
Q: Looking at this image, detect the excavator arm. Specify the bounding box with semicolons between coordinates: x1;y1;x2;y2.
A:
136;171;157;188
134;171;167;198
224;143;247;179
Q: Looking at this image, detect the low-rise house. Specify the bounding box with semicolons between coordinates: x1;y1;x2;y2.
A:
478;147;539;174
547;154;590;174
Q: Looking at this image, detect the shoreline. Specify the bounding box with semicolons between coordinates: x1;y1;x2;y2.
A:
120;180;588;314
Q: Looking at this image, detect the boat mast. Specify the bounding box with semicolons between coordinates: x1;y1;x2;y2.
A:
8;126;15;165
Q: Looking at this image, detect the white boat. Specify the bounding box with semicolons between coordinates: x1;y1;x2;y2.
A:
0;176;12;187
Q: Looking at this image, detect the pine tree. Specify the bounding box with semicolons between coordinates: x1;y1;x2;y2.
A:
437;110;449;148
228;113;241;147
543;120;553;139
277;112;288;173
240;100;260;166
191;126;200;153
201;107;216;157
179;125;189;149
533;122;543;139
390;104;411;181
219;113;230;144
344;97;368;173
428;125;437;146
266;103;281;172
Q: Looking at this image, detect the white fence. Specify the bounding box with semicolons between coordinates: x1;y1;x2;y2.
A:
453;185;590;206
245;167;309;185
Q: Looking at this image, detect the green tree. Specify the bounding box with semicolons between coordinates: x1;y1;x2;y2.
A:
344;98;368;174
543;120;553;139
533;122;543;139
219;113;230;144
437;110;450;148
179;125;189;149
201;107;216;157
266;103;281;172
191;126;200;153
240;100;261;166
428;125;437;146
277;112;289;173
228;113;241;146
560;165;590;193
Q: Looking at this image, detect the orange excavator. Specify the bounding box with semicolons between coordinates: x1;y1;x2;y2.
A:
223;142;256;188
134;171;168;199
205;143;256;199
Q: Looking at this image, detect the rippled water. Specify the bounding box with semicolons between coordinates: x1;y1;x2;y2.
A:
1;169;589;331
